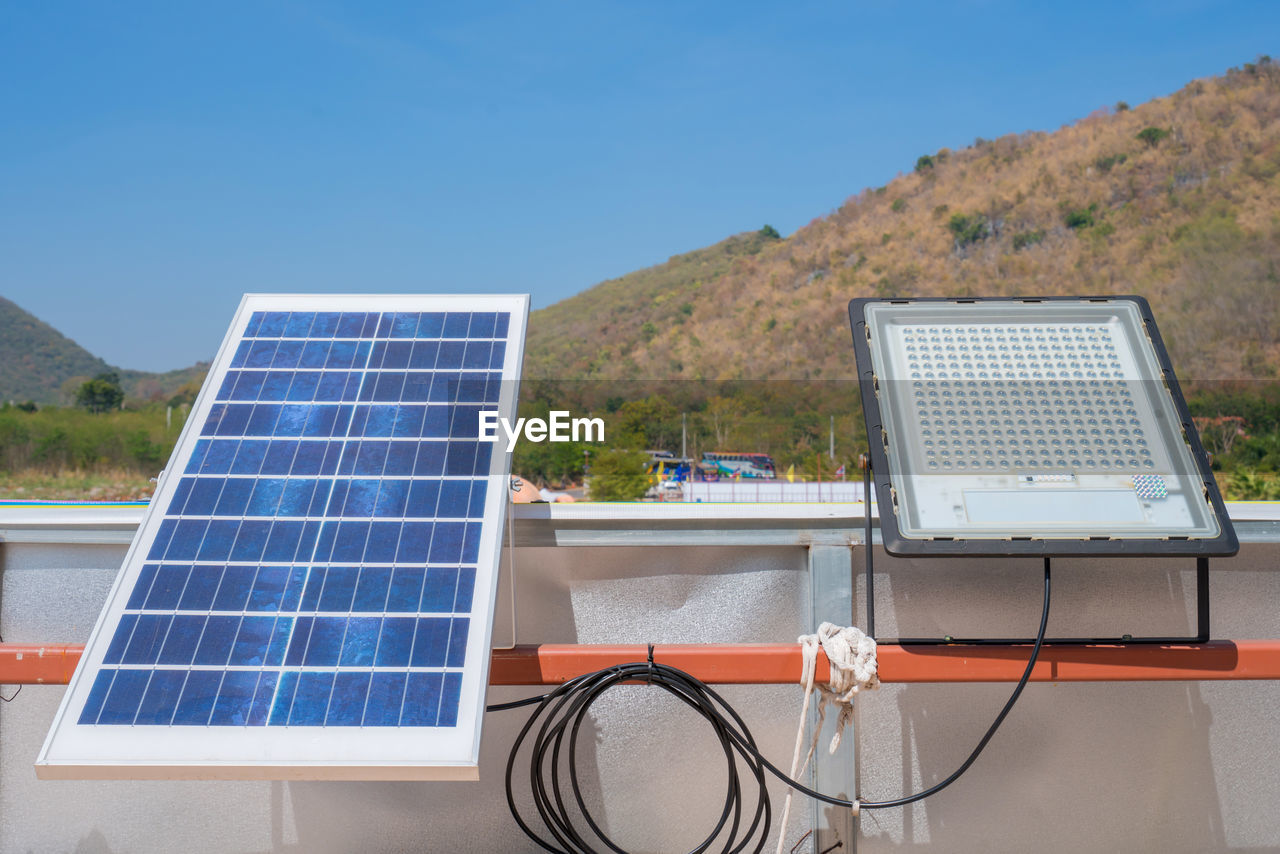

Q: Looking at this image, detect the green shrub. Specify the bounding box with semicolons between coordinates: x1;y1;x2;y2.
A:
890;197;906;213
33;428;72;467
1187;386;1280;435
126;430;166;468
75;372;125;414
1064;205;1097;229
1094;153;1127;173
513;434;590;485
1136;126;1172;148
1115;101;1130;112
587;448;651;501
915;154;935;173
947;213;990;247
1012;230;1046;250
0;404;177;474
1242;148;1280;182
758;224;781;240
1225;469;1280;501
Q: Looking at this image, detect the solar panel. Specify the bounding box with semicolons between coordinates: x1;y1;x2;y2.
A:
37;294;528;780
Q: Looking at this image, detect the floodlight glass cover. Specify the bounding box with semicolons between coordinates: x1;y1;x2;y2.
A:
849;296;1237;556
38;293;528;780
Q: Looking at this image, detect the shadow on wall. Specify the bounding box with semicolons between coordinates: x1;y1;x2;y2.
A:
856;553;1229;852
283;545;810;853
73;829;115;854
283;546;587;853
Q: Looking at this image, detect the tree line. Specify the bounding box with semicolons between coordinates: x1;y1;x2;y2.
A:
3;375;1280;501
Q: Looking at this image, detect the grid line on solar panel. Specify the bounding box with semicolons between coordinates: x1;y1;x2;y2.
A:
164;474;486;513
144;519;486;562
94;613;473;668
75;306;512;732
196;408;502;439
241;310;508;340
181;439;494;476
122;565;477;614
84;616;473;723
78;665;468;728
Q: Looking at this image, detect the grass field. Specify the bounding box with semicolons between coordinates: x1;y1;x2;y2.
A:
0;469;155;501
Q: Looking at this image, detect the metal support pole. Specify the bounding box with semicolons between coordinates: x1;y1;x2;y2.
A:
809;544;857;852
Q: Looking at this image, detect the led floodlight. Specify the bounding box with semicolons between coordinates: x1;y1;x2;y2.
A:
849;296;1237;557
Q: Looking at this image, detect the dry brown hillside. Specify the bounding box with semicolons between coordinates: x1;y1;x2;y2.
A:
524;60;1280;384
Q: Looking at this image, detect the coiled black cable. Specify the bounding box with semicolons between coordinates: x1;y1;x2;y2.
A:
490;559;1051;850
498;649;773;854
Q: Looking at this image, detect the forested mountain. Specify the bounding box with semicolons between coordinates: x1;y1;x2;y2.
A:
524;60;1280;386
8;61;1280;404
0;297;114;404
0;297;206;405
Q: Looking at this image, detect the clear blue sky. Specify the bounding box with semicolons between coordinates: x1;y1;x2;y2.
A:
2;1;1277;372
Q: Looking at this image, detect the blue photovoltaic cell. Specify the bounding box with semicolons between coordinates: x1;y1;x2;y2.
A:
75;303;517;732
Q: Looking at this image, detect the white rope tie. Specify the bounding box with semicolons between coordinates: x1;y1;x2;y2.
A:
775;623;879;854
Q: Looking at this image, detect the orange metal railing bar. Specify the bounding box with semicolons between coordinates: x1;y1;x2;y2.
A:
4;641;1280;686
0;644;83;686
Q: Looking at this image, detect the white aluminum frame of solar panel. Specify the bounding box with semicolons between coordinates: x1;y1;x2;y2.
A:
849;295;1237;557
37;293;529;780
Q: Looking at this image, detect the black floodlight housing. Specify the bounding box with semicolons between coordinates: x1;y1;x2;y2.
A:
849;296;1237;559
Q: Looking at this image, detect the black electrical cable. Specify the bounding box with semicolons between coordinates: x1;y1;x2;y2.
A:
499;654;773;854
859;556;1051;809
488;559;1051;848
0;632;20;703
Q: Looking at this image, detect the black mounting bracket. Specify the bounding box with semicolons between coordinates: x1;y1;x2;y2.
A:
860;457;1211;646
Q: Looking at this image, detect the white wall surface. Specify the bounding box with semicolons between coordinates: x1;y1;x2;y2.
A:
1;534;812;854
853;544;1280;853
2;507;1279;853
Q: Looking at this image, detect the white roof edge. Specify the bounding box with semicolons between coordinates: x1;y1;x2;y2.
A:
2;500;1279;533
0;504;148;529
